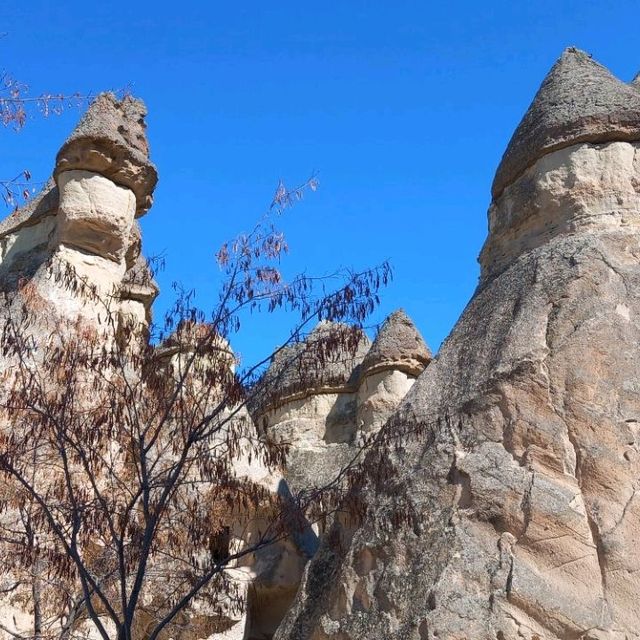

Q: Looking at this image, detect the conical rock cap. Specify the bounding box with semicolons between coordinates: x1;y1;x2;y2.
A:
55;93;158;215
251;321;371;413
360;309;431;377
493;48;640;198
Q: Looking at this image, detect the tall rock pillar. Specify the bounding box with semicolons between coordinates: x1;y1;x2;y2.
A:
275;48;640;640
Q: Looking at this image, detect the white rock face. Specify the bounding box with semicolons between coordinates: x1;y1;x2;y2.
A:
29;171;141;325
55;169;137;263
117;296;149;327
255;313;431;506
357;369;415;435
481;141;640;281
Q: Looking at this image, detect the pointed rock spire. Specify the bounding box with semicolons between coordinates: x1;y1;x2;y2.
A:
360;309;431;378
54;93;158;215
493;48;640;198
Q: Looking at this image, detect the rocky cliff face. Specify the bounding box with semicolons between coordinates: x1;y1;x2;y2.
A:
274;48;640;640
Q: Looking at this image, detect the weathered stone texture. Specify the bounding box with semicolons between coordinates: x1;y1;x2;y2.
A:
493;47;640;198
275;51;640;640
55;93;158;215
254;315;430;497
360;309;432;378
5;46;638;640
0;92;432;640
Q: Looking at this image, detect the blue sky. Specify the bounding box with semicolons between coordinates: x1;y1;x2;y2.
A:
2;1;638;366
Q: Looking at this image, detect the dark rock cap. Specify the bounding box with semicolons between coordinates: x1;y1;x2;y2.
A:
360;309;431;378
54;93;158;216
251;321;371;413
493;48;640;199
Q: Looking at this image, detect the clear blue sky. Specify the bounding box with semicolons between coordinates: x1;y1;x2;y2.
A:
2;1;638;366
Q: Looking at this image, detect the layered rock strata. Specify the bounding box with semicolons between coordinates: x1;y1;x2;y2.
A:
275;48;640;640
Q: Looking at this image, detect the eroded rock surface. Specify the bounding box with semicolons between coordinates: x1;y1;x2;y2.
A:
0;92;432;640
55;92;158;215
0;93;158;329
0;94;308;640
493;47;640;199
253;316;431;498
275;50;640;640
3;46;637;640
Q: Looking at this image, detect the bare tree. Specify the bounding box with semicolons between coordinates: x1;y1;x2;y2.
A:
0;180;391;640
0;54;89;207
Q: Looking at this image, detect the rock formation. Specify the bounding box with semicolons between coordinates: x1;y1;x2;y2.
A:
274;48;640;640
253;315;431;500
3;46;640;640
357;310;431;435
492;47;640;199
0;94;308;640
0;93;158;331
0;93;431;640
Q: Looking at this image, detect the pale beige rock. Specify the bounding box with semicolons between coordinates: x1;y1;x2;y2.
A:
360;309;431;378
0;183;58;291
255;313;430;501
0;94;165;640
55;169;137;263
354;310;430;435
493;48;640;198
54;93;157;215
19;47;640;640
356;368;415;435
481;141;640;281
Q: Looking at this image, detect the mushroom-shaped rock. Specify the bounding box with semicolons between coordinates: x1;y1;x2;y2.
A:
492;47;640;198
356;310;430;434
55;93;158;215
360;309;431;378
250;323;371;481
253;321;371;413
